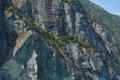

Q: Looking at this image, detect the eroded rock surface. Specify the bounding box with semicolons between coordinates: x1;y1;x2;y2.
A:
0;0;120;80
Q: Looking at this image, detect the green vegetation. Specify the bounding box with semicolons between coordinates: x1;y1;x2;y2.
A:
4;5;19;14
116;54;120;61
62;35;77;43
61;35;92;49
105;59;117;67
79;71;86;80
70;0;75;3
78;42;91;49
24;15;35;25
110;43;120;48
105;61;112;66
63;0;75;3
79;0;120;42
94;49;99;52
87;14;99;23
47;32;56;41
33;8;37;13
63;0;68;3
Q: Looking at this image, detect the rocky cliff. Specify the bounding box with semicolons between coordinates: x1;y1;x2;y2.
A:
0;0;7;62
0;0;120;80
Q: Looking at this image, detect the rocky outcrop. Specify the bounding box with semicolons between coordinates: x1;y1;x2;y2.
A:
92;23;113;44
0;0;120;80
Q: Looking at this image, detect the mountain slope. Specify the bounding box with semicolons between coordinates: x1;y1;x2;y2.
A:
0;0;120;80
79;0;120;43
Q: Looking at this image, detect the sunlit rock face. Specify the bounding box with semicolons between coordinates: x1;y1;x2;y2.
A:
0;0;120;80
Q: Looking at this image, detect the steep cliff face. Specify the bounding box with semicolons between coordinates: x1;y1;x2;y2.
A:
0;0;7;62
0;0;120;80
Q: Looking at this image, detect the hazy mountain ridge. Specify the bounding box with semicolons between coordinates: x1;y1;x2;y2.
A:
79;0;120;43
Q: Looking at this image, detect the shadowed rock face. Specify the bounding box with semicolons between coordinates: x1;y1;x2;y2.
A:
0;0;120;80
0;0;7;62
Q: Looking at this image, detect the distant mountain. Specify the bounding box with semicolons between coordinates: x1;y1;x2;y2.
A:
79;0;120;42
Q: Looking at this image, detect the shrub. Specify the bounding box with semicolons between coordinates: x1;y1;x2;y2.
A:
78;42;91;48
110;43;120;47
33;8;37;12
63;0;68;3
4;5;19;14
48;32;55;41
62;35;77;43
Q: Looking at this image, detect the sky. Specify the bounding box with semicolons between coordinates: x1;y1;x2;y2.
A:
90;0;120;16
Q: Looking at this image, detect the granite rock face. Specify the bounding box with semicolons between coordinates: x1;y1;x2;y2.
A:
0;0;120;80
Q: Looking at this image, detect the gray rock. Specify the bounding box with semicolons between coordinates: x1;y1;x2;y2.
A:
0;0;120;80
